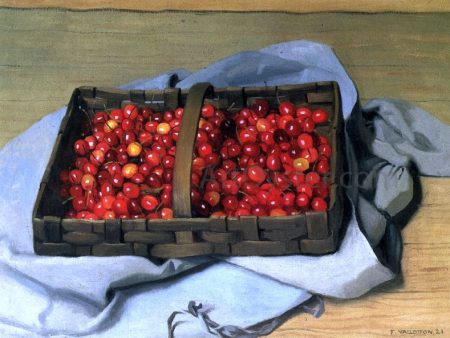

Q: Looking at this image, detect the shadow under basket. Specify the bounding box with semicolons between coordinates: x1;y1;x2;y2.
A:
33;81;346;258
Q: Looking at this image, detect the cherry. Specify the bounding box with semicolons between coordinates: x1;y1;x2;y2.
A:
72;196;86;212
300;148;319;163
145;151;161;167
127;142;142;157
284;120;301;137
69;169;83;185
81;174;95;190
293;157;309;172
123;182;140;199
318;143;332;158
204;191;220;207
222;195;238;210
122;104;138;120
311;197;327;211
122;163;138;179
74;140;89;156
160;207;173;219
270;208;287;217
247;165;267;184
300;118;316;133
241;142;260;157
296;193;310;208
295;107;312;119
314;181;330;198
296;183;313;198
157;122;171;135
197;143;213;158
113;198;129;215
278;101;295;116
306;172;321;186
273;129;290;143
201;104;215;118
251;99;269;117
104;119;119;133
140;195;159;211
312;109;329;124
316;159;330;175
110;109;124;122
297;133;313;149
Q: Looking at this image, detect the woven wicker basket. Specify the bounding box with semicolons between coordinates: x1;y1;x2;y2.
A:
32;81;345;258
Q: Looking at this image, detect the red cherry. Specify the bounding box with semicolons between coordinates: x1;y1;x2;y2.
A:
160;208;173;219
101;195;115;210
314;181;330;198
247;165;267;184
113;198;129;215
251;99;269;117
121;118;135;131
140;195;159;212
306;172;321;186
69;169;83;185
296;183;313;198
284;120;301;137
295;107;312;119
110;109;124;122
197;143;213;158
69;185;83;198
90;150;105;165
296;193;310;208
146;173;162;188
84;136;97;150
123;182;140;199
74;140;89;156
241;142;260;157
278;101;295;116
174;107;184;119
300;117;316;133
277;115;294;129
260;132;275;145
318;143;332;158
204;191;220;207
312;109;329;124
72;196;86;212
311;197;327;211
145;151;161;167
316;159;330;175
270;208;287;217
297;133;313;149
239;128;258;143
93;111;108;124
223;180;239;195
201;104;215;118
123;104;139;120
300;148;319;164
222;195;238;210
235;208;252;217
282;192;296;207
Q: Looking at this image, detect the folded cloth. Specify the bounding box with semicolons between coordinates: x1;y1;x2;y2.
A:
0;40;448;337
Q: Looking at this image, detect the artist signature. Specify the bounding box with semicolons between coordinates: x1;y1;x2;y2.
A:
390;329;444;335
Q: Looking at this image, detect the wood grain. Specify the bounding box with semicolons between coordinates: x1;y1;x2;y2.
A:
0;9;449;337
0;0;449;13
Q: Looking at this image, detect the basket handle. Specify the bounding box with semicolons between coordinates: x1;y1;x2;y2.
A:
172;83;213;218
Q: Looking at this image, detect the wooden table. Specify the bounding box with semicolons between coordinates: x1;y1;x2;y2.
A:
0;7;448;337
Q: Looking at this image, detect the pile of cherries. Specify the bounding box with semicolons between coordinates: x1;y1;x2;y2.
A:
59;98;332;220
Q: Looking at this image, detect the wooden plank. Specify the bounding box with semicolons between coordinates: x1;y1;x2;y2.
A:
0;0;448;13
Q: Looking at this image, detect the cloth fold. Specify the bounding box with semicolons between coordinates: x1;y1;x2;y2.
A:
0;40;448;337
